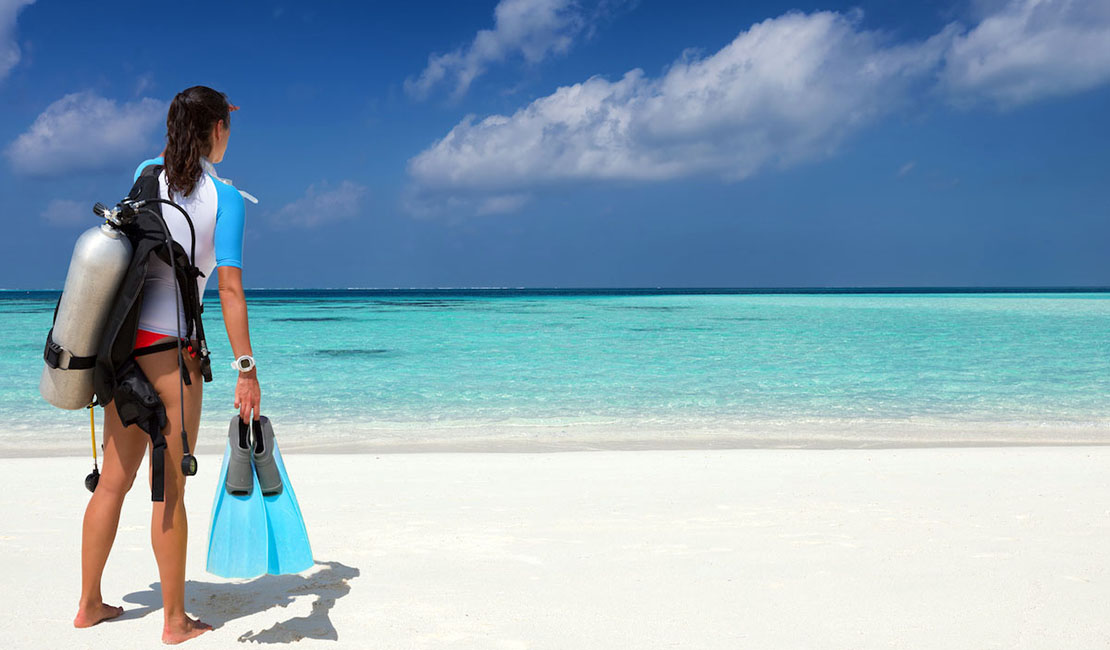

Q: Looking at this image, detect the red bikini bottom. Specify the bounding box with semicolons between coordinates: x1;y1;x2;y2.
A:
134;328;199;358
134;328;173;349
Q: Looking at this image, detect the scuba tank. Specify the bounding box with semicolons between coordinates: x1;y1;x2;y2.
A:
40;218;133;409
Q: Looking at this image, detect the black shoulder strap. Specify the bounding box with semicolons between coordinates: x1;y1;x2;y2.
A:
92;164;169;405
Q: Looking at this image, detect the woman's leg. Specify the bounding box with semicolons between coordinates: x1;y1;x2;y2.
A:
74;397;150;627
135;345;211;644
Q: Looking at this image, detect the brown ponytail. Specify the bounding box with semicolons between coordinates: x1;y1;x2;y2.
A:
164;86;231;197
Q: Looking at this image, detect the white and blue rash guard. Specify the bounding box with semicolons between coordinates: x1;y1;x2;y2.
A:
132;156;246;337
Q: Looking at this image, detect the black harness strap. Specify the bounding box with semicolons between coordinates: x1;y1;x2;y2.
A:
43;329;97;370
132;339;193;385
147;416;167;502
131;340;179;357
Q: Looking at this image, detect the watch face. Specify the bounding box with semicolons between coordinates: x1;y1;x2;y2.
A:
237;357;252;370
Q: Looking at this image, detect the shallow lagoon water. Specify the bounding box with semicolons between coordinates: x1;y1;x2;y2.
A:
4;290;1108;453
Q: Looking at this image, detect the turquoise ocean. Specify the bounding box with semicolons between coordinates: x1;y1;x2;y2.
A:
3;289;1108;455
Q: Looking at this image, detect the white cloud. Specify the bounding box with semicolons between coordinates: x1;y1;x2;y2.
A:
942;0;1110;106
897;161;916;177
408;10;953;211
406;0;619;100
0;0;34;81
40;199;91;226
408;1;1110;216
133;72;154;96
475;193;529;215
6;91;166;176
403;191;529;219
273;181;368;227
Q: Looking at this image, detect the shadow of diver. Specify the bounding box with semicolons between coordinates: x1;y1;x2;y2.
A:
122;560;360;643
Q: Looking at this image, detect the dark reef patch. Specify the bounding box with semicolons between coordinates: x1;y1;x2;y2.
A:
600;305;690;311
627;326;716;332
313;348;391;357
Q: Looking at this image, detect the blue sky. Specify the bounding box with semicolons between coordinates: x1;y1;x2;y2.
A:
1;0;1108;289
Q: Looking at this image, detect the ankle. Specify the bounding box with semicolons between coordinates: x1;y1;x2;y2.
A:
78;595;104;609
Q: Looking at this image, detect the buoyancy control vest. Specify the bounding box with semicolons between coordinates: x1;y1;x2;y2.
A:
43;163;211;501
92;164;213;406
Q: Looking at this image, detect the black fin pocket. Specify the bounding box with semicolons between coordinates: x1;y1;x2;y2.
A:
113;357;170;501
113;358;167;432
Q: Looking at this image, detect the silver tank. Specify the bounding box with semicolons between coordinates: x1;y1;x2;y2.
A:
40;223;133;409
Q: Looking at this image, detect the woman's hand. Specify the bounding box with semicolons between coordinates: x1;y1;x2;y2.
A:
234;369;261;422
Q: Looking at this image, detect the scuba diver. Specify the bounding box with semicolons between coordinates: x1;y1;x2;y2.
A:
71;86;260;645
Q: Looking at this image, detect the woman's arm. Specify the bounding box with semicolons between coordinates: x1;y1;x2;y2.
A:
218;266;261;422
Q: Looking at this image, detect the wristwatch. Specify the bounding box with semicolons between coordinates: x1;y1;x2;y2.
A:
231;355;256;373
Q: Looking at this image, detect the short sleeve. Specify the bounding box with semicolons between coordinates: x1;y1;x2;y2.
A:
133;156;164;182
212;177;246;268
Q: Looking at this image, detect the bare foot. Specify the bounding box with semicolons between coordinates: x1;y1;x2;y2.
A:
73;602;125;628
162;616;213;645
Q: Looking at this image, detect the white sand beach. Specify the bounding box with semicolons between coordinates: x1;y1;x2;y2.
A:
3;446;1109;649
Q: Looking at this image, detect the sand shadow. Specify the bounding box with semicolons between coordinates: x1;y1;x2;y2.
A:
121;560;360;643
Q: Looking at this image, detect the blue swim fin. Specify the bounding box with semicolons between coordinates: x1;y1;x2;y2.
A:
255;416;314;574
206;417;267;579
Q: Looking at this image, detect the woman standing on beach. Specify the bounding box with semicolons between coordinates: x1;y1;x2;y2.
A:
72;86;261;645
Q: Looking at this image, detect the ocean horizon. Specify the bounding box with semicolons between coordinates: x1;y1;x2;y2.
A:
6;286;1110;293
6;289;1109;455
